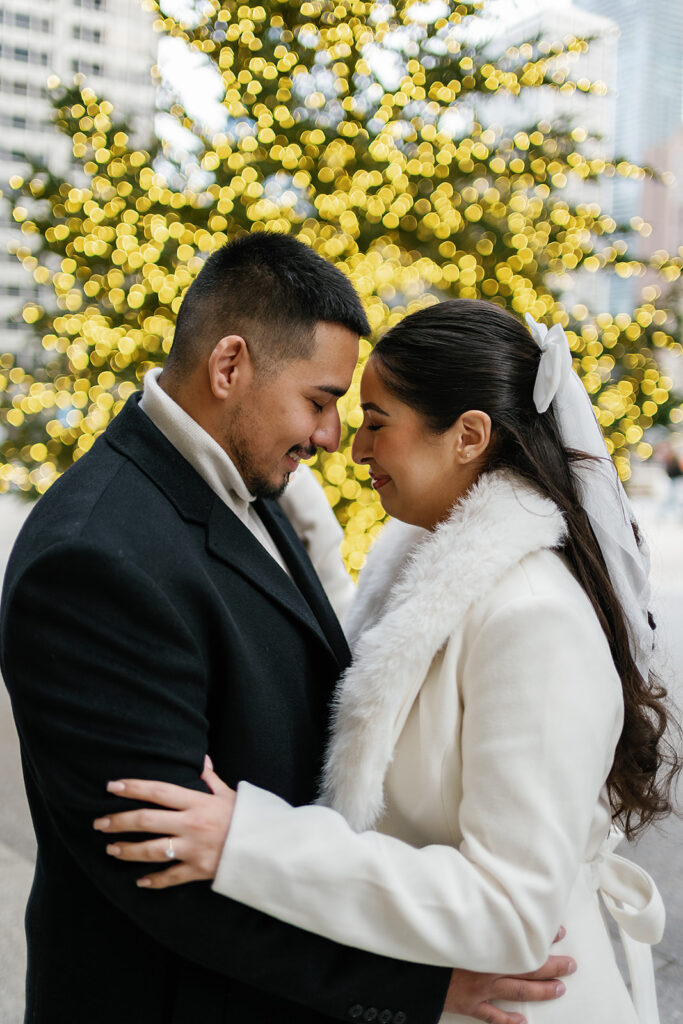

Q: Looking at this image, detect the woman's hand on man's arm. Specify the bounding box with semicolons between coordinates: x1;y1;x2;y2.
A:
93;757;236;888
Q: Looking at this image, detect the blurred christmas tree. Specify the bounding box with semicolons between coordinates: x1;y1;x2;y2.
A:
2;0;681;571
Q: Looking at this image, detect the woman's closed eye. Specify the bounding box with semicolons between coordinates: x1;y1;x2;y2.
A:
362;414;383;432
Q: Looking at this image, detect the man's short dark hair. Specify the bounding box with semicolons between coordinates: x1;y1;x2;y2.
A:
165;232;370;375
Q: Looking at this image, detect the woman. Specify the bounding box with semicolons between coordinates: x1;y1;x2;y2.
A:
96;300;678;1023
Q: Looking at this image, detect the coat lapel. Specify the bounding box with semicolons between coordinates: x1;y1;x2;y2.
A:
255;498;350;669
205;499;344;665
104;396;342;664
104;394;214;526
319;470;568;831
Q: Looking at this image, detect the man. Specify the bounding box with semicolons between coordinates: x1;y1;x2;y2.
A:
1;233;571;1024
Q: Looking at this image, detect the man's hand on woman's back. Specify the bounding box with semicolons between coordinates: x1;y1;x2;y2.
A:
445;933;575;1024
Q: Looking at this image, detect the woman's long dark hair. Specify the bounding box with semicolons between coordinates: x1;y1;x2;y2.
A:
374;298;680;839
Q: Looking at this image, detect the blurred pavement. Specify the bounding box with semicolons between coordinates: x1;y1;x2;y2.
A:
0;493;681;1022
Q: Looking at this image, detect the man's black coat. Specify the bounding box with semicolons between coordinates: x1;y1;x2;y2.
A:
1;396;449;1024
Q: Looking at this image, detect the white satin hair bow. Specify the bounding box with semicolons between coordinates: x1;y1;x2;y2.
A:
528;317;574;414
525;314;654;681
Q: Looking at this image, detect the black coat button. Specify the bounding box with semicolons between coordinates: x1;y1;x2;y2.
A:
379;1012;393;1024
393;1014;408;1024
348;1006;364;1020
363;1010;378;1022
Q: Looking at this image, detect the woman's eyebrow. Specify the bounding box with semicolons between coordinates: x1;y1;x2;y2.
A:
361;402;389;415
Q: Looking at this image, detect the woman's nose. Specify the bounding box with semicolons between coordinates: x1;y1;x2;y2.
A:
352;424;372;465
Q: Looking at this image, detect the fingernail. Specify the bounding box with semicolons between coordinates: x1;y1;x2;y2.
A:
555;982;566;997
205;755;214;771
107;781;125;792
137;878;152;888
106;844;121;856
93;818;110;830
567;959;577;974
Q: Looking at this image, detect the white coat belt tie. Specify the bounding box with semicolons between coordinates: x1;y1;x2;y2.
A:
586;829;665;1024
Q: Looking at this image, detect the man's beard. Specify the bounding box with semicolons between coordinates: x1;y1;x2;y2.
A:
224;413;315;501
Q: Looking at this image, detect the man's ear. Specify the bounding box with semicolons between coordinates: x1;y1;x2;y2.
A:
208;335;252;400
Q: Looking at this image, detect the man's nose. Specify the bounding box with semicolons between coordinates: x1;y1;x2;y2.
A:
312;406;342;454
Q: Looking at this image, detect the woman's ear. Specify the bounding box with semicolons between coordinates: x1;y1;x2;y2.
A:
453;410;492;464
208;335;252;400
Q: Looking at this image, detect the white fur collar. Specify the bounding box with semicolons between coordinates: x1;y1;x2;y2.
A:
320;470;567;830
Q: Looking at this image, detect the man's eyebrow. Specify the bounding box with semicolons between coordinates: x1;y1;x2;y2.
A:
361;401;389;415
312;385;347;398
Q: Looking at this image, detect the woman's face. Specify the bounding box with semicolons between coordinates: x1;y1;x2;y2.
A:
352;357;490;531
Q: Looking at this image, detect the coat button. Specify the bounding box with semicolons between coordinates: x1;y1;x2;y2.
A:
363;1010;378;1022
393;1014;408;1024
348;1006;364;1020
378;1013;393;1024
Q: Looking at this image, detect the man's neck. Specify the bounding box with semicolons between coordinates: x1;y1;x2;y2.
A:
158;369;222;447
142;366;253;503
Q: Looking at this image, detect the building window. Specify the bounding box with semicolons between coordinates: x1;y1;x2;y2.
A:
1;46;51;66
0;147;30;161
0;79;48;98
74;0;106;9
0;10;50;30
71;58;104;77
0;113;47;132
72;24;103;43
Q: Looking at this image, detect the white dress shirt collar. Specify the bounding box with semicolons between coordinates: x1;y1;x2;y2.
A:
139;366;254;513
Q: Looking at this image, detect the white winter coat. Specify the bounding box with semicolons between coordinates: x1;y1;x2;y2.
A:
215;470;664;1023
